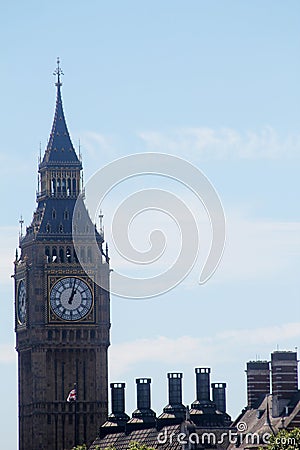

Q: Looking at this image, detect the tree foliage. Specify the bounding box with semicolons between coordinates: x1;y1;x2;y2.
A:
264;428;300;450
72;442;154;450
128;443;155;450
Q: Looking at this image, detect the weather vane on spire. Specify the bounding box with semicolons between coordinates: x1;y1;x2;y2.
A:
53;57;64;86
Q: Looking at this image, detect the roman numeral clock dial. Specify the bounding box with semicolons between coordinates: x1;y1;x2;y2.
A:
49;277;93;321
17;280;27;325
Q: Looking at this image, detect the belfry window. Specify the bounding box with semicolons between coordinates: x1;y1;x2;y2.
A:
67;178;71;196
66;247;72;263
51;178;56;195
62;178;66;194
72;178;77;194
57;178;61;194
52;209;56;219
73;249;79;263
52;247;57;262
80;247;86;263
59;248;64;263
45;247;50;262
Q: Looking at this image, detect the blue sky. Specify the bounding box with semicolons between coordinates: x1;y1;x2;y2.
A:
1;1;300;448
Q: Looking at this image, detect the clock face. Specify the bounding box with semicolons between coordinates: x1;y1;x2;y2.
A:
50;277;93;321
17;280;26;325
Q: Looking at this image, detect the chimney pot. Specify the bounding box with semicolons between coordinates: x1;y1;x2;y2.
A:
195;367;211;402
136;378;152;411
110;382;126;415
211;382;227;413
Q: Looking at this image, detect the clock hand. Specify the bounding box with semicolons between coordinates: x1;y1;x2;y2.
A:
68;279;77;304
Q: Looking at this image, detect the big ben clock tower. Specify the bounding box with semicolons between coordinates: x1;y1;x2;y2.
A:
14;59;110;450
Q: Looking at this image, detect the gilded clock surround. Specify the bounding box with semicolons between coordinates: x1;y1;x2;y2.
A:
48;275;95;323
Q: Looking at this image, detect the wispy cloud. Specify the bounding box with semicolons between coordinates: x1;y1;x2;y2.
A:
79;131;119;167
110;322;300;378
104;200;300;285
138;127;300;160
210;215;300;283
0;226;18;287
0;344;16;364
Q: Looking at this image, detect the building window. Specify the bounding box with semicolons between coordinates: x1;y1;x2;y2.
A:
51;178;56;196
45;247;50;262
59;248;64;263
52;247;57;262
66;247;72;263
67;178;71;196
73;249;79;263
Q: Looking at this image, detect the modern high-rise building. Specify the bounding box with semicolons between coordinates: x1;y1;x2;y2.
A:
246;361;270;408
14;60;110;450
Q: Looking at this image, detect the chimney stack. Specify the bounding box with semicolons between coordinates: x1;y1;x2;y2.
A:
130;378;156;426
271;351;298;416
159;373;185;424
99;383;129;438
167;373;184;406
136;378;152;411
195;368;211;402
246;361;270;408
110;383;129;422
212;383;227;413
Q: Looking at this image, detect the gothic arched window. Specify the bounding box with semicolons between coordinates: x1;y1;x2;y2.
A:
45;246;50;262
52;247;57;262
72;178;77;194
66;247;72;263
59;247;64;263
67;178;71;196
51;178;56;196
57;178;61;194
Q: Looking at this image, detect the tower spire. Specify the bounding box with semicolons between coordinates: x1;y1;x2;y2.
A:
39;58;82;169
53;57;64;87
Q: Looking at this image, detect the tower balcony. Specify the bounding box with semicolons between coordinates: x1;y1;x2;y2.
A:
36;190;79;201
